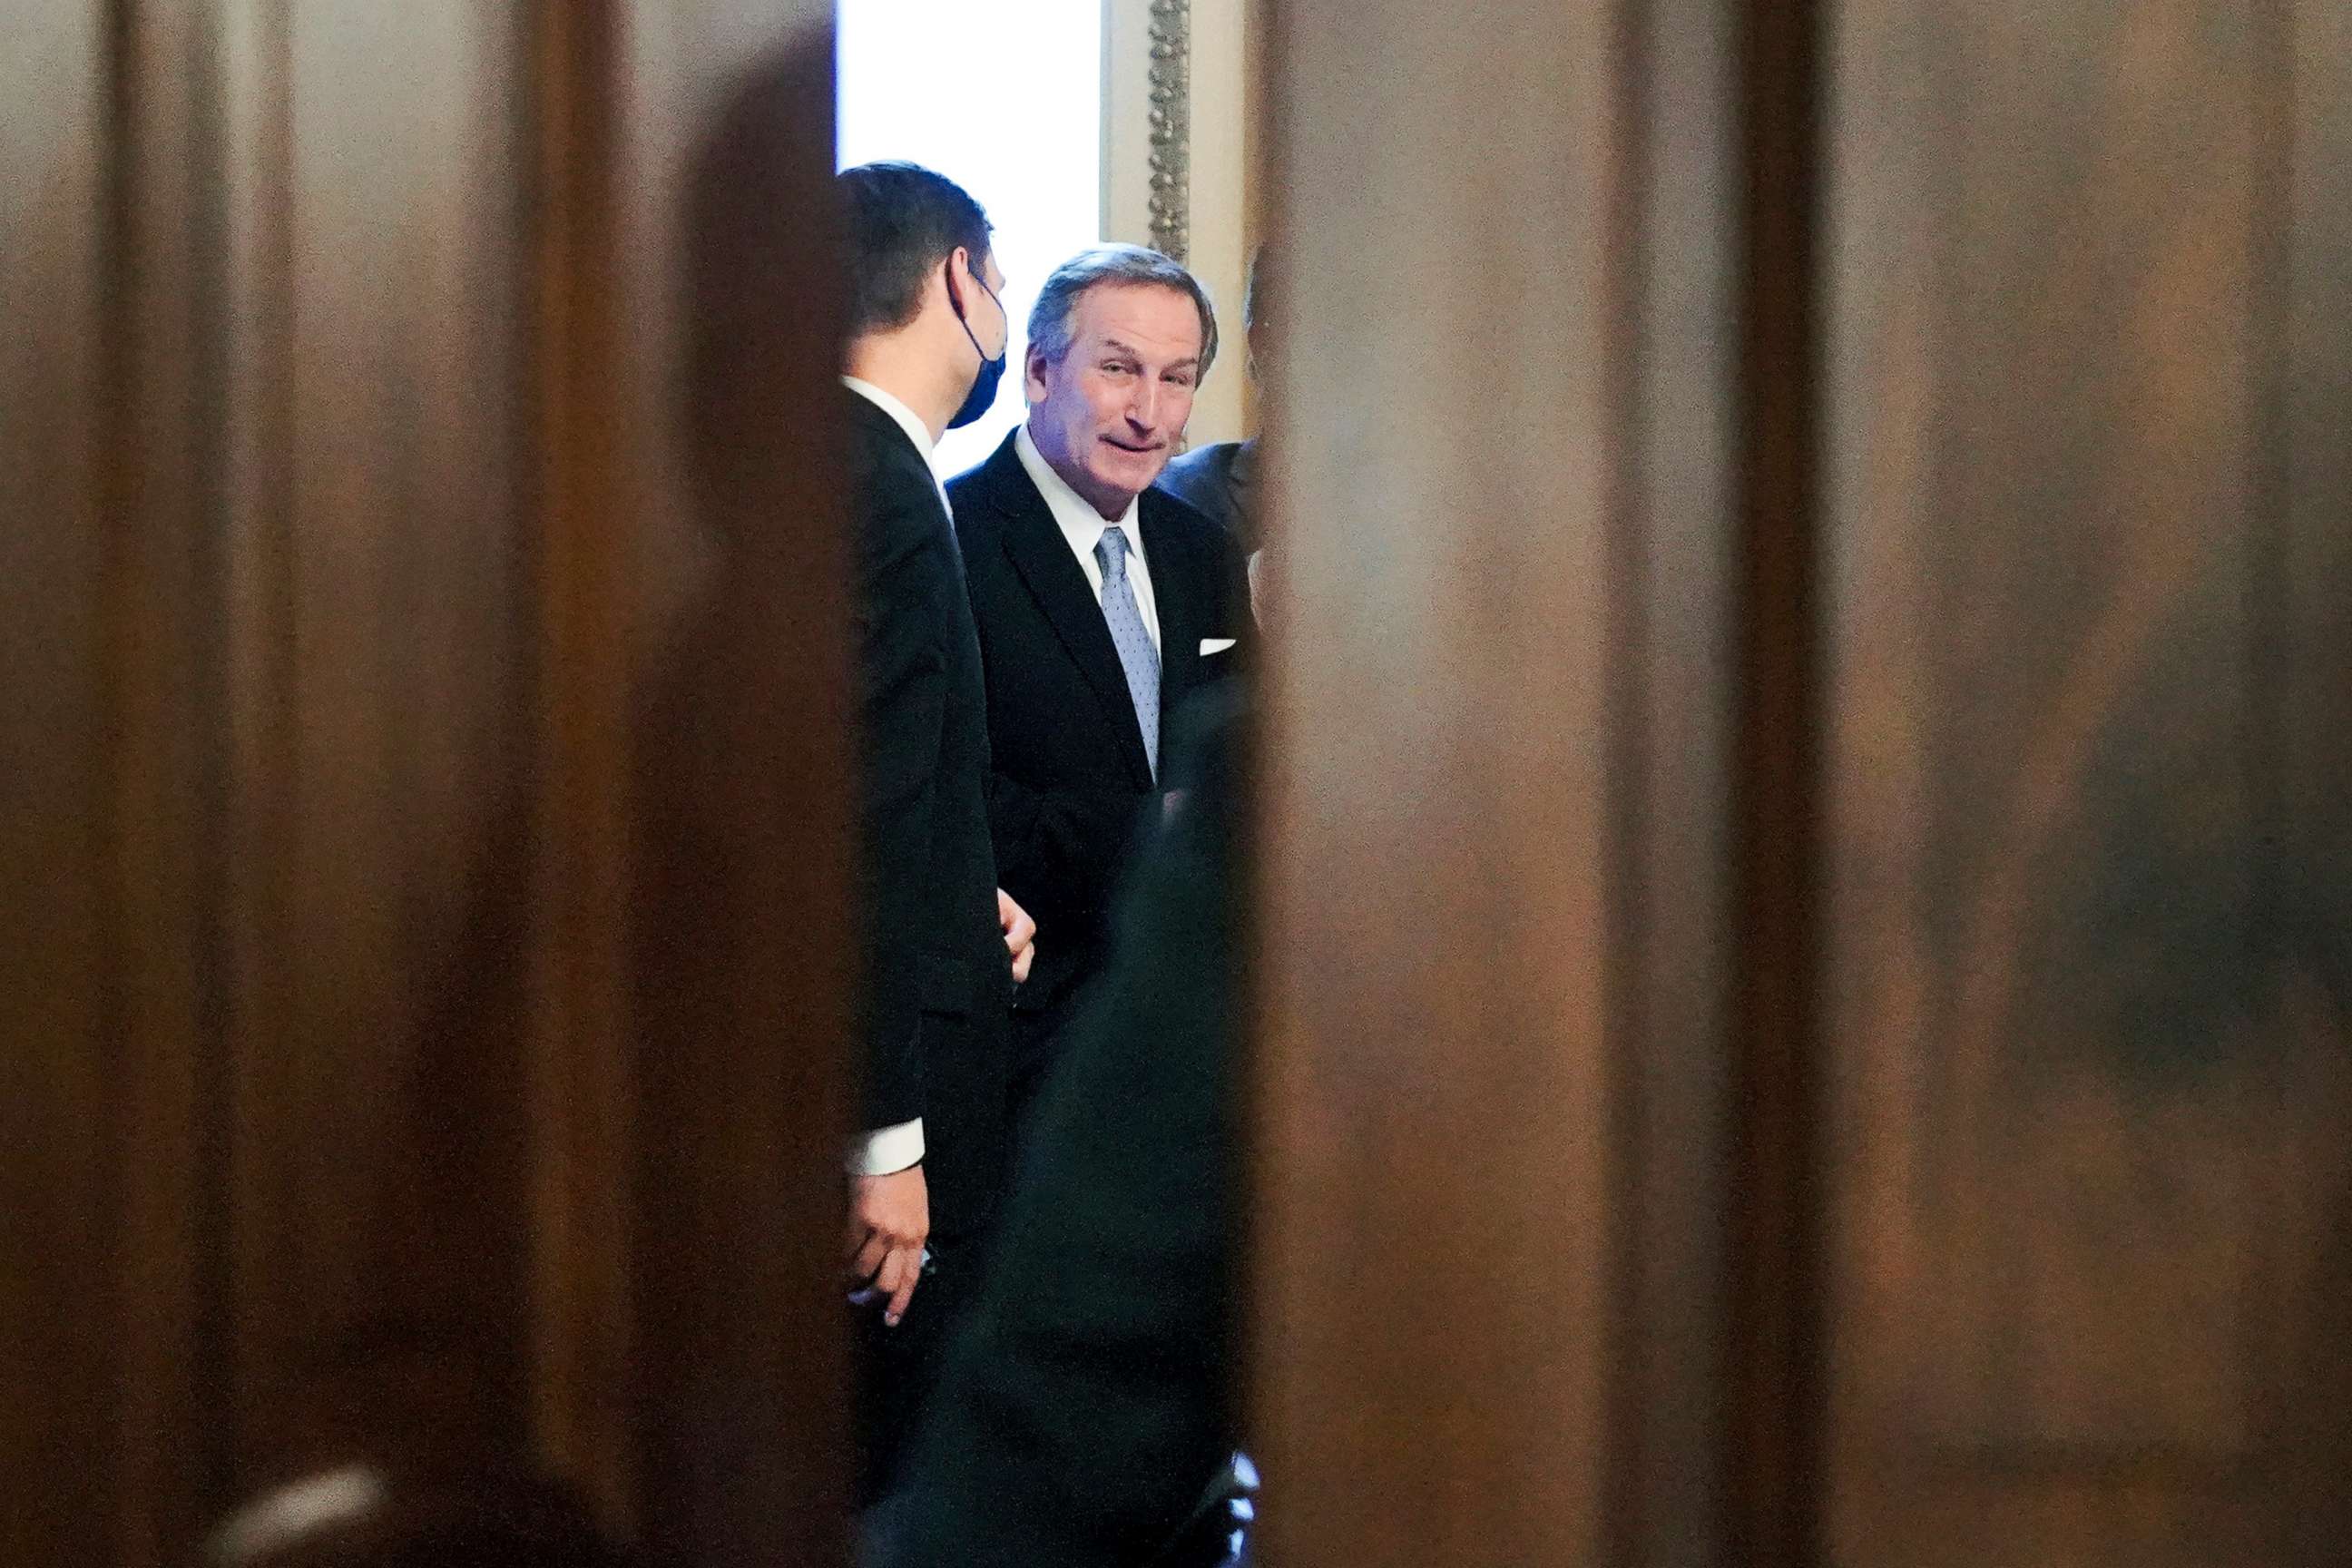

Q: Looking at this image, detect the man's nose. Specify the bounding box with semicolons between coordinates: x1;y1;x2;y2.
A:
1127;380;1161;429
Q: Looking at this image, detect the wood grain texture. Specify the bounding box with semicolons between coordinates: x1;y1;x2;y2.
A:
619;9;855;1563
1723;2;1829;1562
1616;1;1744;1563
1254;3;1779;1561
2251;2;2352;1558
107;5;231;1558
523;0;637;1527
7;5;858;1562
1821;0;2352;1559
3;3;229;1561
218;1;537;1489
2;3;122;1563
1252;3;1632;1562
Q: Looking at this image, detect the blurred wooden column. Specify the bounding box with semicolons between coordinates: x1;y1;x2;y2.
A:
1818;1;2352;1563
1251;0;1749;1562
3;3;216;1563
1257;0;2352;1564
614;5;855;1563
2;3;854;1563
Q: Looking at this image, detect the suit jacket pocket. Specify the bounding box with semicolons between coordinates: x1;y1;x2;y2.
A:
1193;645;1241;685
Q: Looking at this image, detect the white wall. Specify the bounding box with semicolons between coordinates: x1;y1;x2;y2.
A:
1103;0;1255;446
837;0;1103;475
838;0;1255;460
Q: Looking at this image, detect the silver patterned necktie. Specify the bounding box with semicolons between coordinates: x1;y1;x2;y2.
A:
1095;525;1160;780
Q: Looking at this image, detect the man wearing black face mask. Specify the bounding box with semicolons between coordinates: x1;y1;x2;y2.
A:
836;160;1034;1502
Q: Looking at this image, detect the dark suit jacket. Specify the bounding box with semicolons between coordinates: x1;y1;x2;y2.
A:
946;431;1250;1028
872;689;1249;1568
1156;436;1261;553
847;391;1011;1243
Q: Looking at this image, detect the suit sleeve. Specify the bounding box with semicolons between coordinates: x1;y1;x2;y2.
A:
852;482;956;1133
980;769;1150;944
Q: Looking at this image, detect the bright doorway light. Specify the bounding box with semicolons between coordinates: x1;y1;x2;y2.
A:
838;0;1105;475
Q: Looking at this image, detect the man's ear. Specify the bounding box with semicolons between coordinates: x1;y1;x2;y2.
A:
942;247;972;318
1024;342;1054;402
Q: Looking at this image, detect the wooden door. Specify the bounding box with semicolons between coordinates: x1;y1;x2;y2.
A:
1251;0;1742;1561
13;2;2350;1566
1251;1;2352;1564
1818;3;2352;1561
3;5;851;1563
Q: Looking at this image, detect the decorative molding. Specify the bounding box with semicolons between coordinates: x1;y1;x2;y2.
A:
1146;0;1191;260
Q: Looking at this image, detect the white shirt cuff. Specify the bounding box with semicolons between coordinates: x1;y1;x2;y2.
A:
848;1118;924;1176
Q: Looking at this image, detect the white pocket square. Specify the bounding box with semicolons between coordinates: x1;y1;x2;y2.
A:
1199;637;1238;655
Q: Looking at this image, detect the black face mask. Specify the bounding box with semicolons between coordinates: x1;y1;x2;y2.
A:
947;260;1008;429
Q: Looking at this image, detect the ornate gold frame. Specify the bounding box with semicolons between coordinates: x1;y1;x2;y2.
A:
1145;0;1191;260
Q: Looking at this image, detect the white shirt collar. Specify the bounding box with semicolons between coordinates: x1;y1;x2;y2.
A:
842;376;936;458
1013;424;1160;652
1014;423;1142;556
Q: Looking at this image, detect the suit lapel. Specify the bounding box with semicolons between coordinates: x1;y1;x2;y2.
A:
983;445;1156;787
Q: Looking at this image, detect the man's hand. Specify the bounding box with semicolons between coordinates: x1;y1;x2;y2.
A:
848;1164;928;1326
999;888;1036;985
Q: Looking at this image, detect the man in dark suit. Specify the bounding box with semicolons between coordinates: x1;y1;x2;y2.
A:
869;688;1253;1568
836;161;1037;1500
946;245;1251;1114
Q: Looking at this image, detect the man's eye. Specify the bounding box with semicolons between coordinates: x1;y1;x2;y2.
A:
1102;361;1134;376
1165;373;1196;388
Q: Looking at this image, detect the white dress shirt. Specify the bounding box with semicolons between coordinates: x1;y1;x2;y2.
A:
841;374;935;1179
1014;426;1161;654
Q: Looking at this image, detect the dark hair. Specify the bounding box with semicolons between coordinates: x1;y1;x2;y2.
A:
837;161;994;339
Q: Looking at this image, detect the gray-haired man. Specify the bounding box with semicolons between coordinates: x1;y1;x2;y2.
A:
945;244;1252;1119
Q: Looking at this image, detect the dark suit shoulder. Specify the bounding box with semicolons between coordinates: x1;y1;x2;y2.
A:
942;428;1032;548
1139;483;1245;577
1158;440;1240;498
844;393;948;558
844;393;929;481
1140;481;1226;538
1161;438;1263;551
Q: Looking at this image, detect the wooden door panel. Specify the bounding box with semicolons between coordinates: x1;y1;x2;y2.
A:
220;2;537;1485
18;1;2341;1563
4;7;117;1563
613;7;855;1562
8;3;856;1562
5;3;222;1561
1822;1;2352;1558
1251;0;1710;1562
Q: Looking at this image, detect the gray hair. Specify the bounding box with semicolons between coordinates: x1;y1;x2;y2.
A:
1025;243;1220;377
